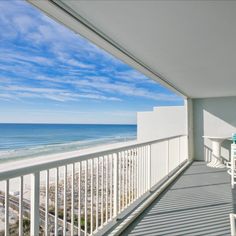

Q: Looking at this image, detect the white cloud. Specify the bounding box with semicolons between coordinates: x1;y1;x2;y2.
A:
13;15;35;34
4;85;64;94
68;77;180;101
1;84;122;102
0;93;16;101
29;75;180;102
0;50;54;66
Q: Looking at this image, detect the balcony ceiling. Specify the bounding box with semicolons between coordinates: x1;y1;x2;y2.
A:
30;1;236;98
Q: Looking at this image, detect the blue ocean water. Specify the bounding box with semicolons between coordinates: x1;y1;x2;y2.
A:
0;123;137;162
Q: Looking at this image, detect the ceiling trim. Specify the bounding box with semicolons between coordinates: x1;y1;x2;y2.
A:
27;0;187;98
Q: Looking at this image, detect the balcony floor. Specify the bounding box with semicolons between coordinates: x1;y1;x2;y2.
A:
121;162;235;236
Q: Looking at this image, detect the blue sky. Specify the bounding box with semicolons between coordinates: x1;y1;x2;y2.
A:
0;0;183;124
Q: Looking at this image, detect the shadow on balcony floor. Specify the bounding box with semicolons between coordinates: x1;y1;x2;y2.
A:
121;161;234;236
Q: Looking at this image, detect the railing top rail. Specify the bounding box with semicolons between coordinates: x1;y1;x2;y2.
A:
0;134;186;181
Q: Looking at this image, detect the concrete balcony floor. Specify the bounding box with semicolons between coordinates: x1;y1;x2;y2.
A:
121;162;234;236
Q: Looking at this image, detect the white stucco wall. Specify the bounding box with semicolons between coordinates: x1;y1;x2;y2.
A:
137;105;187;142
193;97;236;161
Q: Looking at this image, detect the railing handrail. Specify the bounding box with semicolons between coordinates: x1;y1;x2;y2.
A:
0;134;186;181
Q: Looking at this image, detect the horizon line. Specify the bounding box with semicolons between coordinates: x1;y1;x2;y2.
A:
0;122;137;125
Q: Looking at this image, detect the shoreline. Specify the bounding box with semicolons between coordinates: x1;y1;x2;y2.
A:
0;136;136;164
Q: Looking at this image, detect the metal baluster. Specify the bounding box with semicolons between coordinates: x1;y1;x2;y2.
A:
91;159;94;235
84;161;88;235
63;166;67;236
144;146;147;192
134;148;137;200
125;151;128;206
55;168;58;236
105;156;108;223
19;176;23;236
96;158;99;230
118;152;121;213
101;156;104;226
122;152;125;210
137;147;140;198
71;164;74;236
142;146;145;193
113;153;118;217
128;150;131;204
78;162;81;236
5;179;9;236
31;172;40;236
110;155;113;219
131;150;134;202
45;171;49;236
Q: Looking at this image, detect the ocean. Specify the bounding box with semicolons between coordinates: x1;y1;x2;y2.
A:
0;123;137;162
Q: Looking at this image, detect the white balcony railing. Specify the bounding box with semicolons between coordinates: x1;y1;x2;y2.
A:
0;135;188;236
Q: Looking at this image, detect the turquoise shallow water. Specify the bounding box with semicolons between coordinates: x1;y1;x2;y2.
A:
0;123;137;162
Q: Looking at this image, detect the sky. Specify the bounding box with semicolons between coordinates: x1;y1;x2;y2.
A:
0;0;183;124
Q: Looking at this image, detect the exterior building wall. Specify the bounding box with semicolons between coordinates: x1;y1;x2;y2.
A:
193;96;236;161
137;105;187;142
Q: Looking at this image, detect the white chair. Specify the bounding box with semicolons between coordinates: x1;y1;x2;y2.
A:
229;144;236;188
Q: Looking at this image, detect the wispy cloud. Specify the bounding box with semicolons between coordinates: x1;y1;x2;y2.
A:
0;84;122;102
30;75;181;102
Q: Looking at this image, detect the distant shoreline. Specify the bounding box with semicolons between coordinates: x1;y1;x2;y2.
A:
0;123;137;163
0;136;136;163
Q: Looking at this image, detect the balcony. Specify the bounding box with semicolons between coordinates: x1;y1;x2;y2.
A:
0;133;236;235
1;0;236;235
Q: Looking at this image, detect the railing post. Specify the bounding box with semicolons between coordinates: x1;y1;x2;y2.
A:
231;144;236;189
71;164;74;236
63;165;67;236
230;214;236;236
179;136;181;166
113;152;119;217
55;168;58;236
5;180;9;236
30;172;40;236
167;140;170;176
148;144;152;190
45;170;49;236
19;176;23;236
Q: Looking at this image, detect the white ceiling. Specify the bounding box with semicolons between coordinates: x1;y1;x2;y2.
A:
33;0;236;98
